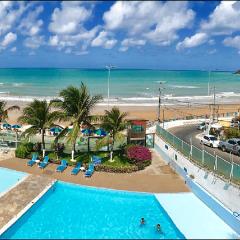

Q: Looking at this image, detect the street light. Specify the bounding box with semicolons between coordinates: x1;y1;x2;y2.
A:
157;81;164;123
105;65;115;110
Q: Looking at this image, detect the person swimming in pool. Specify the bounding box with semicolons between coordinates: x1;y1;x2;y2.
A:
156;223;161;232
140;218;145;225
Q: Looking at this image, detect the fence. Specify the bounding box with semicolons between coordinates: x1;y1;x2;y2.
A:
156;124;240;184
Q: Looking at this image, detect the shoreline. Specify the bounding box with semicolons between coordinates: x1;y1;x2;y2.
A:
5;100;240;124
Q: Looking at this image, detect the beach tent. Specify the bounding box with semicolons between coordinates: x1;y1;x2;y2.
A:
94;128;107;136
3;123;11;129
81;129;92;135
50;127;62;134
11;124;21;129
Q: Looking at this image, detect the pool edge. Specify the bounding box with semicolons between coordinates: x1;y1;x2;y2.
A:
0;179;56;236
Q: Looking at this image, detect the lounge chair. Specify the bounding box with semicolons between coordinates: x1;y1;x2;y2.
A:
56;159;67;172
92;155;102;166
71;162;82;175
27;153;38;167
85;163;94;177
39;156;49;169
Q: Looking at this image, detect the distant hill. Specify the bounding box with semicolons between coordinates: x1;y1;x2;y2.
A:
234;69;240;74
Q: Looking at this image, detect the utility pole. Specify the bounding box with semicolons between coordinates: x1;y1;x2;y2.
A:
208;70;211;96
106;65;115;110
213;86;216;122
157;87;161;122
157;82;164;123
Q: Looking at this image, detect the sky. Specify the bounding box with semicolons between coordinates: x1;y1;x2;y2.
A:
0;1;240;70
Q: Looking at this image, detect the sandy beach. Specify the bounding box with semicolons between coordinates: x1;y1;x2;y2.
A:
6;101;240;124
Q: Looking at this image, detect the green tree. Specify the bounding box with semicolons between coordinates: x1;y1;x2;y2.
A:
0;100;20;123
18;100;63;156
98;107;128;162
53;82;102;161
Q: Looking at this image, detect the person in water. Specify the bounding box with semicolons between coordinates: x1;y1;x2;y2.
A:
140;218;145;225
156;223;161;232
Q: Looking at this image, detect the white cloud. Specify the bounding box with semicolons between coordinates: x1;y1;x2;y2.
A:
208;39;215;45
91;31;117;49
103;1;195;46
49;25;100;52
10;46;17;52
18;5;44;36
223;36;240;53
208;49;217;55
74;50;88;55
0;2;28;36
49;35;59;46
119;38;146;52
201;1;240;35
1;32;17;47
24;35;44;49
49;2;92;35
176;32;208;51
48;2;99;54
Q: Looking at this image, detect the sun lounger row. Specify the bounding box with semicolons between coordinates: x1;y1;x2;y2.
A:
27;154;97;177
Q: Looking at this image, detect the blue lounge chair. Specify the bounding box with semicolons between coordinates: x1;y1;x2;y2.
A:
92;155;102;166
27;153;38;167
56;159;67;172
39;156;49;169
85;163;94;177
71;162;82;175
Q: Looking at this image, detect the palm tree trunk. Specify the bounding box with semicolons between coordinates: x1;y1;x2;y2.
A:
110;136;114;162
71;141;76;162
42;129;45;157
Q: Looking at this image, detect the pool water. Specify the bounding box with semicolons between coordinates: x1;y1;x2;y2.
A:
1;182;185;239
0;167;26;194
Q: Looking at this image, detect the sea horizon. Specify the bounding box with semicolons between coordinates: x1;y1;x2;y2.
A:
0;68;239;106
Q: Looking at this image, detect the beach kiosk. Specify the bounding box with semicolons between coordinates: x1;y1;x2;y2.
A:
127;119;148;146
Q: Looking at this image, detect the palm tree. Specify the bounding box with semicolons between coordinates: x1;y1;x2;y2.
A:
0;100;20;123
53;82;102;161
18;99;63;156
99;107;128;162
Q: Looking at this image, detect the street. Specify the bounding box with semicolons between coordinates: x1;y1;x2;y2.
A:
168;124;240;164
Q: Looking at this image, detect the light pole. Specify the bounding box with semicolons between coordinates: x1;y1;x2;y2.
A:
157;81;164;123
106;65;115;110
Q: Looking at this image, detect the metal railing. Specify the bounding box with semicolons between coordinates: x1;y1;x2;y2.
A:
156;125;240;184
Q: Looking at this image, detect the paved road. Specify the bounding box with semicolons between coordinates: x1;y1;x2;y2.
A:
169;124;240;164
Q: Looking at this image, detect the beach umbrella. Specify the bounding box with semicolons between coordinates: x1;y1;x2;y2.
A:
81;129;92;135
50;127;62;133
11;124;21;129
94;128;107;136
3;123;11;128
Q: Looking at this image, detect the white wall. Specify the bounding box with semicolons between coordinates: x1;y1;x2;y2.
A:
154;135;240;234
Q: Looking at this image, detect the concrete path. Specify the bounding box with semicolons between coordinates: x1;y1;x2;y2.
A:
0;175;54;230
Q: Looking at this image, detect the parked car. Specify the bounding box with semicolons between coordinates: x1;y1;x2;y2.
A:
218;138;240;156
197;122;207;130
200;134;219;148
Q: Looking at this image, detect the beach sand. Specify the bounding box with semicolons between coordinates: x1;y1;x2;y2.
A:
6;101;240;124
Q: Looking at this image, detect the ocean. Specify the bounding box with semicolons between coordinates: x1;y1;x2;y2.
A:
0;68;240;106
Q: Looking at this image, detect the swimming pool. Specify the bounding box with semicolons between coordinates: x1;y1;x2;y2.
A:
1;182;184;239
0;167;27;195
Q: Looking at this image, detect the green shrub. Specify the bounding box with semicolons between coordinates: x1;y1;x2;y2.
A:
135;159;151;170
224;127;240;139
15;142;33;158
95;164;138;173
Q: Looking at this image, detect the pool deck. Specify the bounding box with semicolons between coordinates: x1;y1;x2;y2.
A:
155;193;239;239
0;150;189;193
0;175;54;232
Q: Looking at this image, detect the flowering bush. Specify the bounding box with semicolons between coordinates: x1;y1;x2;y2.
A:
126;145;151;162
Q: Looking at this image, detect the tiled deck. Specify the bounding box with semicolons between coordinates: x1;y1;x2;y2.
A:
0;175;54;231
